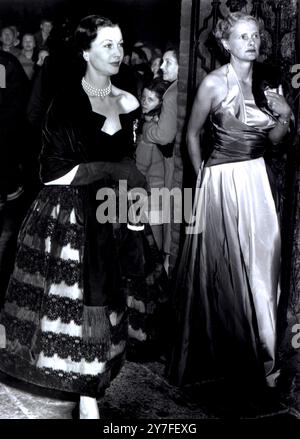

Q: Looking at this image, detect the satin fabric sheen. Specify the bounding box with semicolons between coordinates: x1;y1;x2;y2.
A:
168;64;280;387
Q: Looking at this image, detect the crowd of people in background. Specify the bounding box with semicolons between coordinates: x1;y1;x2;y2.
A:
0;19;53;79
0;18;172;91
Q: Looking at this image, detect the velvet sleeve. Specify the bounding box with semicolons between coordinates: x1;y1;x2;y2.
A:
39;98;147;190
39;98;82;183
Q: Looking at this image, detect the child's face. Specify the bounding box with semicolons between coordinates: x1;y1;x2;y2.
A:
141;88;160;114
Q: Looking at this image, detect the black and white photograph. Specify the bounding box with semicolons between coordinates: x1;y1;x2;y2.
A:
0;0;300;428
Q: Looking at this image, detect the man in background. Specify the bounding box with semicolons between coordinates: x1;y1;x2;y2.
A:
34;18;53;51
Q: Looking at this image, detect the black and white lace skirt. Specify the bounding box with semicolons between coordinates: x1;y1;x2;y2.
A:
0;186;127;397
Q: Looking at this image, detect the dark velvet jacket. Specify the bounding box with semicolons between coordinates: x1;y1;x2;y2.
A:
39;81;145;340
40;80;136;182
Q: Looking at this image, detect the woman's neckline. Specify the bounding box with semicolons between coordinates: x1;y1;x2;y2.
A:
91;111;129;136
229;63;254;101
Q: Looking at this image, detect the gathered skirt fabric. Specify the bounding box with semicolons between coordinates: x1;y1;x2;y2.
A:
0;185;168;395
0;186;127;397
168;157;280;386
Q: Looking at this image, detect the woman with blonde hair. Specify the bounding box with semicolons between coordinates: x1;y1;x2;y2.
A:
168;12;292;398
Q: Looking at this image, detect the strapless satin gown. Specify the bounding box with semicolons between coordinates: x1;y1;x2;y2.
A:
168;64;280;387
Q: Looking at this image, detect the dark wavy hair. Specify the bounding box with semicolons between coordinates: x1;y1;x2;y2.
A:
72;15;119;77
74;15;118;55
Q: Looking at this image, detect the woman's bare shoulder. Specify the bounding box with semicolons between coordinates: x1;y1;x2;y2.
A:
111;85;140;113
200;65;227;90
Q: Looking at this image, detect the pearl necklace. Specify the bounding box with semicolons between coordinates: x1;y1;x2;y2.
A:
81;77;112;97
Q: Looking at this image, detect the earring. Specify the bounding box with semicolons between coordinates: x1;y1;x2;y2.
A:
83;52;89;62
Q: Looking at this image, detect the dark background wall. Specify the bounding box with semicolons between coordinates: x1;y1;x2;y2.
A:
0;0;181;50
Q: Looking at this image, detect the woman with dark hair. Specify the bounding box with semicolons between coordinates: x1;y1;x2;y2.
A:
0;15;166;419
168;12;292;398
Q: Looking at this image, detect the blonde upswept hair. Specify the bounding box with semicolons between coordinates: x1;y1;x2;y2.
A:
213;12;260;43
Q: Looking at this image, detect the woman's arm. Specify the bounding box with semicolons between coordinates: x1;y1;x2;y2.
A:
70;159;147;189
265;86;293;145
187;75;216;174
268;115;292;145
44;165;79;185
40;99;147;190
